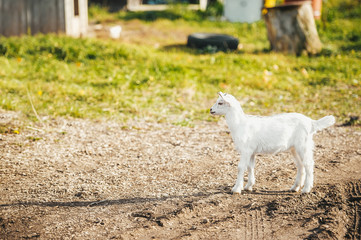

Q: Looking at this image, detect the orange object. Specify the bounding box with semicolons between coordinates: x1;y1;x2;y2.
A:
312;0;322;19
264;0;276;8
284;0;303;3
281;0;322;19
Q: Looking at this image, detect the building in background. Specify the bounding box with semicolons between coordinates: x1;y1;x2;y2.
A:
0;0;88;37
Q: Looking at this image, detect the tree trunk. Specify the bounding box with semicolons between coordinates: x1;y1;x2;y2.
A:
264;2;322;55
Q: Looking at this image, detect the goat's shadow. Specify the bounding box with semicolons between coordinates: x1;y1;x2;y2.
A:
0;187;296;208
246;190;295;196
0;191;222;208
218;184;298;196
224;189;296;197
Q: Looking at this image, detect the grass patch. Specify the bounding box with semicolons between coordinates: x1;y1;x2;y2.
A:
0;0;360;126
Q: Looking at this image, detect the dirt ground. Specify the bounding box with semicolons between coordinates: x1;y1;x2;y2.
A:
87;19;191;47
1;110;361;239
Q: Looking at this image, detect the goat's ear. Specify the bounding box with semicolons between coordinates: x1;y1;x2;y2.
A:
218;92;229;102
218;92;231;105
218;92;225;100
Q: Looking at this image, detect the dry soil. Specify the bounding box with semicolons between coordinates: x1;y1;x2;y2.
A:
1;110;361;239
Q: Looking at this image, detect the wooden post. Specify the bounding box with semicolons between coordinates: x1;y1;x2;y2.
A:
264;1;322;55
0;0;27;36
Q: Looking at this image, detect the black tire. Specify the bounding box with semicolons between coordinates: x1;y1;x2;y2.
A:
187;33;239;51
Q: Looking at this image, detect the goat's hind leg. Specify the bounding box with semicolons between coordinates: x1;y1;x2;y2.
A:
290;148;305;192
293;139;314;193
301;144;314;193
244;154;256;191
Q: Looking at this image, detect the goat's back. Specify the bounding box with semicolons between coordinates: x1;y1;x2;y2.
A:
241;113;313;154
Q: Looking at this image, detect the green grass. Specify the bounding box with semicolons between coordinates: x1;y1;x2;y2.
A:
0;0;360;126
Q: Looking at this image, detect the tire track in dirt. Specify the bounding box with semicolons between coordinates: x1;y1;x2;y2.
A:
354;203;361;240
241;209;269;240
349;181;361;240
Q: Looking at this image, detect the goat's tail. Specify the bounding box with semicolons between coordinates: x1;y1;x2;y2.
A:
312;115;335;133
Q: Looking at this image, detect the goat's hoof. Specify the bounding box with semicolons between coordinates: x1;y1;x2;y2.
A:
244;187;253;192
301;187;312;194
231;187;242;194
290;186;300;192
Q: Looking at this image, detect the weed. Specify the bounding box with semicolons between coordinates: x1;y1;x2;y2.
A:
0;1;360;125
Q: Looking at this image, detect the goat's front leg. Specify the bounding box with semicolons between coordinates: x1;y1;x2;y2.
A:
232;154;250;194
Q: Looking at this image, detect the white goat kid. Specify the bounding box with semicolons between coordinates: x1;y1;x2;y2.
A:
210;92;335;194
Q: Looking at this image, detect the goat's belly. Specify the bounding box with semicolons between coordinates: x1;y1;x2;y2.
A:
255;145;290;154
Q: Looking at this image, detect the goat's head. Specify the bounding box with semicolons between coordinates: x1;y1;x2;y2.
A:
210;92;240;115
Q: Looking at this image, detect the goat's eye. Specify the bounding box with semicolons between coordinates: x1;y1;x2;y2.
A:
218;102;223;105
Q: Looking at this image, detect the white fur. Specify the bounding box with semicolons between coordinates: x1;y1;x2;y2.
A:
210;92;335;194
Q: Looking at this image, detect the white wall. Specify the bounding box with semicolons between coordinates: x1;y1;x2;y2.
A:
224;0;263;23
